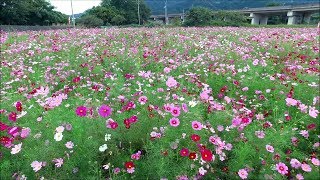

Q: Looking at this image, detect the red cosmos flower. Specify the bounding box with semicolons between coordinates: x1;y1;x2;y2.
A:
8;112;17;122
15;102;22;112
220;86;228;93
307;123;316;130
73;77;80;83
180;148;189;157
0;136;13;146
124;119;131;129
189;152;197;160
75;106;87;117
200;149;213;161
191;134;201;142
125;161;135;169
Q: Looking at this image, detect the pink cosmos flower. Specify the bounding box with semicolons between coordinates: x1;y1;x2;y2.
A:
181;103;188;112
166;77;177;88
65;141;74;149
198;167;207;176
55;126;65;133
238;169;248;179
75;106;87;117
171;106;181;117
296;174;304;180
276;162;288;175
299;130;309;138
20;127;31;138
98;105;112;117
298;103;308;113
52;158;64;167
113;167;121;174
163;103;174;112
311;158;320;166
138;96;148;105
34;86;49;97
266;145;274;153
290;158;301;169
309;106;319;118
301;163;312;172
216;125;224;132
131;151;141;160
169;118;180;127
191;121;202;131
127;167;135;174
285;98;298;106
242;87;249;91
31;161;43;172
209;136;221;145
164;67;171;73
255;131;265;138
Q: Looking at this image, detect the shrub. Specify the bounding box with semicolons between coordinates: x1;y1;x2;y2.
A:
77;15;104;28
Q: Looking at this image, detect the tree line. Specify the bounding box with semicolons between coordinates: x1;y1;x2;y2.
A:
0;0;68;25
77;0;151;27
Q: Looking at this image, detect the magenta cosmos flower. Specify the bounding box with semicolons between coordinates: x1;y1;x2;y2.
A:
276;162;288;175
98;105;112;117
169;118;180;127
171;106;181;117
106;118;118;129
180;148;189;157
191;121;202;130
75;106;87;117
8;112;17;122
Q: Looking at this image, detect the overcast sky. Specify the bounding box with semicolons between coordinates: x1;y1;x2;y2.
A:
48;0;102;15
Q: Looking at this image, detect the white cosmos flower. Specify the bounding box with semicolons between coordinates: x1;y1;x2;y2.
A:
105;134;111;141
99;144;108;152
188;100;197;107
17;111;27;119
54;133;63;141
11;143;22;154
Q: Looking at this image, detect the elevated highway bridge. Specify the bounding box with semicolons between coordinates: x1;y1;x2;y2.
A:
150;3;320;25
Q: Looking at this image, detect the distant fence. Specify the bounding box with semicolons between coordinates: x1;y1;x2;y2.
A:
0;25;73;32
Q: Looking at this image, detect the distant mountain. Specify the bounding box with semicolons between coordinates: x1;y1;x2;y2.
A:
145;0;319;15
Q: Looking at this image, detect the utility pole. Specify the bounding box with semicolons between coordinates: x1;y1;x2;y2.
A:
137;0;141;25
70;0;75;28
164;0;168;25
182;9;185;23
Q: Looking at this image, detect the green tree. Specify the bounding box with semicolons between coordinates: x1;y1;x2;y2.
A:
85;6;120;25
77;15;104;27
0;0;68;25
111;15;126;25
104;0;151;24
183;7;213;26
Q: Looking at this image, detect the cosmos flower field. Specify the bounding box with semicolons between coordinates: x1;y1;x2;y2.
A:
0;27;319;180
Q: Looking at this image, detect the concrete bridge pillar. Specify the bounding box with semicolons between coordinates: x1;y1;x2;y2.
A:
302;12;312;24
287;11;300;25
250;13;268;25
